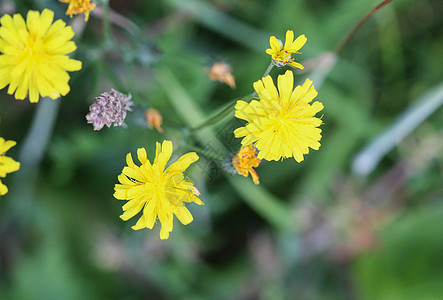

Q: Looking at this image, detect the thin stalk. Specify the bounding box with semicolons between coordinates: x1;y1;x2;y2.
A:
101;0;113;44
190;62;271;132
97;60;126;92
186;144;224;161
191;93;254;132
334;0;394;55
262;62;274;77
4;98;60;228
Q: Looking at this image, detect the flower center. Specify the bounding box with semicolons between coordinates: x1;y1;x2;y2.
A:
20;35;47;65
273;51;293;66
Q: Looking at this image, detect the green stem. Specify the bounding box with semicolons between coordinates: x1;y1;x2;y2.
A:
334;0;394;55
4;98;61;228
101;0;113;44
96;60;126;92
185;144;224;161
191;93;254;132
262;62;274;77
18;98;61;167
190;61;272;132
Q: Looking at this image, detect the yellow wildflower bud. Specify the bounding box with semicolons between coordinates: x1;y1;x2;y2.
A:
232;145;261;185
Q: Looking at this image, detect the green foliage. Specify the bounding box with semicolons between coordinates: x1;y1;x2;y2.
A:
354;206;443;300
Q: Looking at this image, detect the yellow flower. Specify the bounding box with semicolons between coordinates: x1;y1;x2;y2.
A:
265;30;307;69
232;145;261;184
59;0;97;22
0;138;20;196
114;140;203;240
0;9;82;103
234;70;323;162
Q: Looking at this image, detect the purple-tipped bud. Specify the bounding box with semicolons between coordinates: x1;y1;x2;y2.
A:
86;89;134;130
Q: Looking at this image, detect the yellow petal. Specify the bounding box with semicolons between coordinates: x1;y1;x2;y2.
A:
175;206;193;225
131;214;147;230
278;70;294;105
286;34;307;53
0;180;8;195
288;61;304;70
284;30;294;50
269;36;281;52
137;148;147;164
166;152;198;174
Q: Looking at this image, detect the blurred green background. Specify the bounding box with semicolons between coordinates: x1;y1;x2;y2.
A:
1;0;443;299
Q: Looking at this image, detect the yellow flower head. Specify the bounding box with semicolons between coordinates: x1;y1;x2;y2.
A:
114;140;203;240
234;70;323;162
0;138;20;196
59;0;97;22
265;30;307;69
0;9;82;103
232;145;261;184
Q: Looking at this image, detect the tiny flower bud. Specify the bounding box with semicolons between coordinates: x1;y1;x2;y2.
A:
206;62;236;89
144;108;164;133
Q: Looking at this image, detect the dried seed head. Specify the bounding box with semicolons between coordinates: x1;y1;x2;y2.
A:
86;89;134;131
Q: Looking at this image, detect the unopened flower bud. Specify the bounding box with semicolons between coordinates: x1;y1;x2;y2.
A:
144;108;164;133
206;62;236;89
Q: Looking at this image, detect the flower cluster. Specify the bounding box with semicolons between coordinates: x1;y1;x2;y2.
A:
0;9;82;103
114;140;203;239
0;2;323;243
0;138;20;196
86;89;134;131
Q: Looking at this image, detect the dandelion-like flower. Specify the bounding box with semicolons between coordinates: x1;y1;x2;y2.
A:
0;9;82;103
144;108;164;133
86;89;134;131
232;145;261;184
234;70;323;162
266;30;307;69
206;62;236;89
114;140;203;239
59;0;97;21
0;138;20;196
